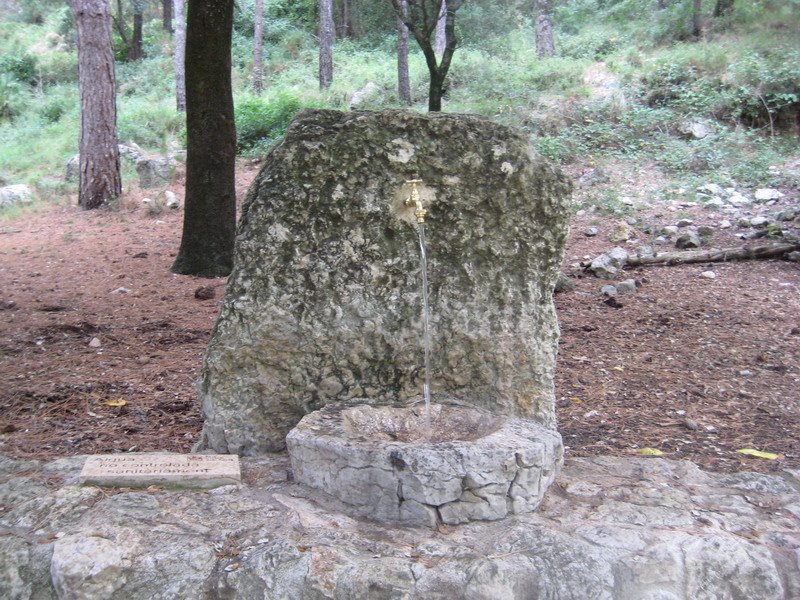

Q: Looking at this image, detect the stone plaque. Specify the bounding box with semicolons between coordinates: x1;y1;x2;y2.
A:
79;453;241;489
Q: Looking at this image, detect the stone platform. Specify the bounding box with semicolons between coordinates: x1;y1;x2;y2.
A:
1;453;798;599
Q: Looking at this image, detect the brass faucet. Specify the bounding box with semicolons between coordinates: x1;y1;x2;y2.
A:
404;179;427;224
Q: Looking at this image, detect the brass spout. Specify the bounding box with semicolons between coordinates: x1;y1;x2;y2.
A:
404;179;427;224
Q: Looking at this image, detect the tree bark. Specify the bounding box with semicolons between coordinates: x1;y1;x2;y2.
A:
172;0;236;277
162;0;172;32
391;0;463;112
625;243;799;267
130;0;144;60
72;0;122;210
534;0;555;58
713;0;734;17
434;0;445;58
319;0;334;89
692;0;702;39
397;0;411;105
173;0;186;112
253;0;264;94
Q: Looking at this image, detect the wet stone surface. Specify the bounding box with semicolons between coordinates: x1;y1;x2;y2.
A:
286;399;564;526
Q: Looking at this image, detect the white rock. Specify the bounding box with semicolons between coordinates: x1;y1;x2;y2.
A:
112;287;131;294
700;271;716;279
697;183;725;196
754;188;783;202
163;190;180;209
719;220;732;229
0;184;35;207
88;337;101;348
728;194;750;206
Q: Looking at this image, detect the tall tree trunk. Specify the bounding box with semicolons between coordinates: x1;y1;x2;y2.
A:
162;0;172;32
434;0;445;58
713;0;734;17
319;0;334;89
342;0;350;37
253;0;264;94
534;0;555;58
172;0;236;277
173;0;186;111
397;0;411;104
130;0;144;60
72;0;122;209
692;0;702;39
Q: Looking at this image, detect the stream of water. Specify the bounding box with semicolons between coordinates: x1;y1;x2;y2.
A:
416;222;432;428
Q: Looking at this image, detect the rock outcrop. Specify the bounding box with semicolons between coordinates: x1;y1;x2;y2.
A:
198;109;572;454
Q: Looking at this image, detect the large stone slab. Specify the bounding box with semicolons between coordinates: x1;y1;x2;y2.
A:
1;454;798;599
198;109;572;455
79;453;240;489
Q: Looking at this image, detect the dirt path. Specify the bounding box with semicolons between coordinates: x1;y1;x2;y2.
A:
1;163;798;473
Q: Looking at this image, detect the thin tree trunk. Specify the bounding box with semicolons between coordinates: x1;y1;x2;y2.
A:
173;0;186;111
72;0;122;209
172;0;236;277
434;0;445;58
397;0;411;105
713;0;734;18
625;243;799;267
342;0;350;37
113;0;129;51
692;0;702;39
130;0;144;60
253;0;264;94
319;0;334;89
535;0;555;58
163;0;172;32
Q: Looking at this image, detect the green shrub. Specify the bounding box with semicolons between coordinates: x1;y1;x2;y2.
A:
0;73;27;119
235;93;313;152
0;52;37;85
560;26;626;60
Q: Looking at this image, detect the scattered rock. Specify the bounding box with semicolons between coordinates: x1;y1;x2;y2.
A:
754;188;783;202
787;251;800;263
601;285;617;296
578;168;610;187
683;418;700;430
348;81;381;109
636;245;654;259
589;247;629;280
111;287;131;294
660;225;679;237
88;337;101;348
697;225;714;238
676;219;694;227
0;184;35;208
65;155;80;182
700;271;716;279
136;157;175;188
654;236;668;245
697;183;725;196
704;197;725;208
584;227;599;237
620;197;634;206
609;221;635;242
766;223;783;238
616;279;636;294
728;193;750;206
675;231;701;249
132;252;148;259
738;217;752;228
750;216;770;228
720;219;732;229
553;272;575;294
141;198;153;205
194;286;216;300
163;191;180;209
118;143;143;161
775;208;797;222
678;120;712;139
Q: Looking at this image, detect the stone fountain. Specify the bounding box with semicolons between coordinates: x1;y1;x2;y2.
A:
197;108;571;523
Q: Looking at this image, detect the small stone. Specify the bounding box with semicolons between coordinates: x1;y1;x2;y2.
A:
88;337;101;348
578;168;610;187
720;219;732;229
661;225;679;236
624;216;637;226
601;285;617;296
654;236;668;245
676;219;694;227
112;287;130;294
164;191;180;209
636;245;654;259
683;418;700;431
775;209;797;222
194;286;216;300
589;247;629;279
704;425;717;433
700;271;716;279
621;197;634;206
584;227;599;237
553;272;575;294
136;356;151;365
575;209;587;217
616;279;636;294
728;194;750;206
754;188;784;202
787;251;800;263
750;216;769;228
737;217;752;228
675;232;701;249
697;183;725;196
609;221;636;243
142;198;152;205
739;370;752;377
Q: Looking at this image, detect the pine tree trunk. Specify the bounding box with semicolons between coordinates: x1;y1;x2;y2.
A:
72;0;122;210
342;0;350;37
173;0;186;112
163;0;172;32
253;0;264;94
434;0;445;58
130;0;144;60
397;0;411;104
692;0;702;39
535;0;555;58
319;0;334;89
172;0;236;277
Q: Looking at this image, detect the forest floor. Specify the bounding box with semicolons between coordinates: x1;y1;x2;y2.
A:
1;161;798;474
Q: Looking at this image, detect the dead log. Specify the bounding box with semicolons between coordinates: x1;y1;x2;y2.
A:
626;242;799;267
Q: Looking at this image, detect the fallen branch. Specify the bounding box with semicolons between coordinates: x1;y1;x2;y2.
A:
626;242;799;267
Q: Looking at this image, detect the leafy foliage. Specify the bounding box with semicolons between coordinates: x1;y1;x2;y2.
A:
235;93;318;153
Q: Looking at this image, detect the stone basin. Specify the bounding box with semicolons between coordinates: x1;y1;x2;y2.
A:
286;399;563;527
